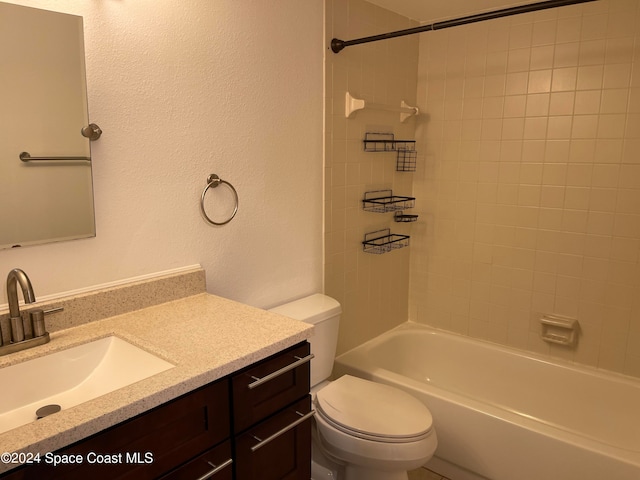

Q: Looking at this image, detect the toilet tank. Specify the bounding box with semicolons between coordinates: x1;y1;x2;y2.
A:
269;294;341;388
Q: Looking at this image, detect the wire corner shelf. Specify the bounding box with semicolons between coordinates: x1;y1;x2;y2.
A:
396;147;417;172
394;211;419;223
362;190;415;213
362;228;410;255
363;133;417;172
363;132;414;152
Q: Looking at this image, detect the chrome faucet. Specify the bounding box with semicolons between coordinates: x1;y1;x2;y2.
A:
1;268;51;355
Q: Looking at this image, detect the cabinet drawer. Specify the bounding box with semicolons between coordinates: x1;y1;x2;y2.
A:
232;342;310;433
235;396;312;480
160;441;233;480
3;379;230;480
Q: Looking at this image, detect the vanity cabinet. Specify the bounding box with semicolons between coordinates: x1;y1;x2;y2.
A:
159;442;233;480
2;379;231;480
1;341;311;480
235;397;311;480
232;342;312;480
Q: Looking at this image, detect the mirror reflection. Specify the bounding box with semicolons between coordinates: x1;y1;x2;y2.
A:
0;2;96;249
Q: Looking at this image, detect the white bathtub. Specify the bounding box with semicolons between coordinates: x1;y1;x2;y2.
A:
333;322;640;480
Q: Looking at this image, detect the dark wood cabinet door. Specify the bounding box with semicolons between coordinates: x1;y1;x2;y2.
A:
2;379;230;480
159;441;233;480
232;342;311;434
235;396;312;480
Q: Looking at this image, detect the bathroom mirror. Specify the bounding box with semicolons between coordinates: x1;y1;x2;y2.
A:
0;2;96;249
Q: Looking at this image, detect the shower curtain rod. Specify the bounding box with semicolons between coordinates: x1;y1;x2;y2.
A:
330;0;597;53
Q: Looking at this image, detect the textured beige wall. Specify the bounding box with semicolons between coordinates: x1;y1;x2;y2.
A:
0;1;323;309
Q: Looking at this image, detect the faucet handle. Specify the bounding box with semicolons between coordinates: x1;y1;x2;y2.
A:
43;306;64;316
10;316;25;343
30;310;47;338
0;318;11;346
29;307;63;338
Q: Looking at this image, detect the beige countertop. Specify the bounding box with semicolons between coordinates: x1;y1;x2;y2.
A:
0;292;313;473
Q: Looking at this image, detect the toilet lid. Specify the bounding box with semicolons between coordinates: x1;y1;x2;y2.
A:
315;375;433;441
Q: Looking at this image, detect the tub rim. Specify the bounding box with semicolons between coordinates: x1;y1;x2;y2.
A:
334;321;640;466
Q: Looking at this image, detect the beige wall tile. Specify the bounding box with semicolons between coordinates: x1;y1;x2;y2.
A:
325;0;417;354
326;0;640;378
410;0;640;376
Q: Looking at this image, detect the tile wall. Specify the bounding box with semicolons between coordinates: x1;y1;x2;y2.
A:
411;0;640;376
325;0;420;354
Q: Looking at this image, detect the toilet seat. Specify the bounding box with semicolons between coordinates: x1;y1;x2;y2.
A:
315;375;433;443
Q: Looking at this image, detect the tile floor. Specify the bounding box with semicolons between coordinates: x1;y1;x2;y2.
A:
408;467;452;480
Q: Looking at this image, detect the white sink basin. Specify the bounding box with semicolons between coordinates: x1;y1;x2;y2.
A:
0;336;174;434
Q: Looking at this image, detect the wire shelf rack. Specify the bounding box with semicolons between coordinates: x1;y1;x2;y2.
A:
362;190;416;213
396;147;417;172
394;212;419;222
363;132;416;153
362;229;410;254
363;133;417;172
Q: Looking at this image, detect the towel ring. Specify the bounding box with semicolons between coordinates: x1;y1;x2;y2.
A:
200;174;238;226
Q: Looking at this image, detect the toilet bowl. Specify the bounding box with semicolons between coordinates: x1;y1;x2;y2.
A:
269;294;437;480
313;375;437;480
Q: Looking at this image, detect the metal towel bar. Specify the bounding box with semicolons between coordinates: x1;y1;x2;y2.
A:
19;152;90;162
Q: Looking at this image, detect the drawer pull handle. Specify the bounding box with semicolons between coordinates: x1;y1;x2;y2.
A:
250;410;315;452
196;458;233;480
248;353;314;389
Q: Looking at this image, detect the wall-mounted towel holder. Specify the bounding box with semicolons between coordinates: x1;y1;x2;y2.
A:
345;92;418;122
200;174;238;226
19;152;91;162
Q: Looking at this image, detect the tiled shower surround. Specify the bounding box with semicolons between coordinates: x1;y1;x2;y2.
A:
325;0;419;354
412;0;640;376
326;0;640;378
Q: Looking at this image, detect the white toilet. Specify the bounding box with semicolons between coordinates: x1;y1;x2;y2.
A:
270;294;437;480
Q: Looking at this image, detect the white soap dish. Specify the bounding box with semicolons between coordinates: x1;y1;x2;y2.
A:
541;315;579;347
